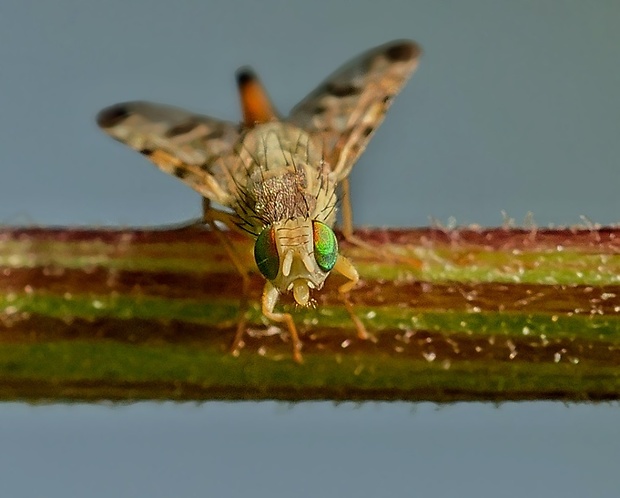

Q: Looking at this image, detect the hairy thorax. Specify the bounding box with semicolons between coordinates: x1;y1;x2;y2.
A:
233;122;337;234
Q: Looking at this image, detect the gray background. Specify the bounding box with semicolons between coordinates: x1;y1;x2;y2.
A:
0;1;619;497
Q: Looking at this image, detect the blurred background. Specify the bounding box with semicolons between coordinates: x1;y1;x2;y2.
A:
0;1;618;497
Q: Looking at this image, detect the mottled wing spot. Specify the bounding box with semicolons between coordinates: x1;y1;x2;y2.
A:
362;126;374;137
204;129;225;140
325;82;361;98
165;121;199;137
173;166;189;179
385;42;418;62
97;104;131;128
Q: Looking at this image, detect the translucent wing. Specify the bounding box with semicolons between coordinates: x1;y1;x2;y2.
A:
289;40;421;180
97;101;241;206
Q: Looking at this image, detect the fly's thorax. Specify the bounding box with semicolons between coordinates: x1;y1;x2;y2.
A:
253;217;339;307
232;122;338;234
238;122;323;172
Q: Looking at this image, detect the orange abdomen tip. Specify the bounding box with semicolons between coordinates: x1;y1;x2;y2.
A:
236;67;278;126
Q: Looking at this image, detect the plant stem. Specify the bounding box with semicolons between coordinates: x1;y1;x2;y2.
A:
0;224;618;402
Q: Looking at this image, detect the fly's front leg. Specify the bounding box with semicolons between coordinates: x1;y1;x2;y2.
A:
262;281;303;364
332;254;374;342
339;179;421;269
201;198;252;356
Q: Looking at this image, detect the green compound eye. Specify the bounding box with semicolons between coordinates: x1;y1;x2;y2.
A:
312;221;338;272
254;226;279;280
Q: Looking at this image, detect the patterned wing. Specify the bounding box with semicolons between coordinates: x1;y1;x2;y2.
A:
289;40;421;180
97;101;241;206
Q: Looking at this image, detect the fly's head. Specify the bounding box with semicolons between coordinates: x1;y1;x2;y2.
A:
253;217;338;306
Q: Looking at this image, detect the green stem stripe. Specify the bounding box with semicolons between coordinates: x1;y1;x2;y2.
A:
2;291;619;341
0;342;618;402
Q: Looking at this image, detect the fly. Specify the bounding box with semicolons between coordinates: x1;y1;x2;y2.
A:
97;40;422;362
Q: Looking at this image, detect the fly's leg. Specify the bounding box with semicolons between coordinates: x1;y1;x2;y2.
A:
339;178;358;242
262;281;304;363
339;178;375;251
332;254;375;342
144;198;219;231
339;179;421;269
201;198;252;357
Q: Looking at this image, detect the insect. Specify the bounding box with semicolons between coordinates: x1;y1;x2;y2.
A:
97;39;421;363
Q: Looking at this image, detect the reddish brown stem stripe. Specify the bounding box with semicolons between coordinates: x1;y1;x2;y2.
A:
0;315;618;366
2;226;619;252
